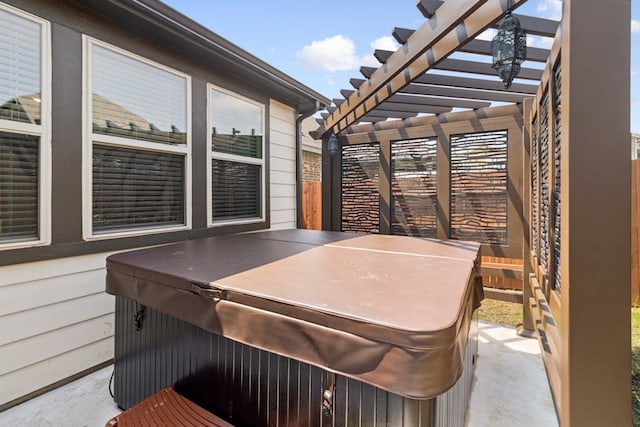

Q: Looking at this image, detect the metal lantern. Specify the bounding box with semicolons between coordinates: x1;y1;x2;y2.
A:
491;12;527;89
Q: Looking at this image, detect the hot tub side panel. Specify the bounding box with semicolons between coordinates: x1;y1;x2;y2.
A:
113;296;477;427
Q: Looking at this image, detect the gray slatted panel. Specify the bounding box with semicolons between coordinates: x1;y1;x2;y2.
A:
434;313;477;427
553;64;562;291
531;115;539;256
391;138;438;238
114;296;478;426
539;92;550;271
450;131;508;244
341;143;380;234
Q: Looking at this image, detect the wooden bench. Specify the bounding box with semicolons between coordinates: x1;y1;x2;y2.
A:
106;387;233;427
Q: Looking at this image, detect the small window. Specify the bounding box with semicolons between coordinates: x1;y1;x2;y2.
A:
208;86;264;225
0;4;50;249
84;38;191;238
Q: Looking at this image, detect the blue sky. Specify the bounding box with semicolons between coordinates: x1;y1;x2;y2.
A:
163;0;639;132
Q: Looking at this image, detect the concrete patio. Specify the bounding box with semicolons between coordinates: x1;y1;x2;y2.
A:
0;320;557;427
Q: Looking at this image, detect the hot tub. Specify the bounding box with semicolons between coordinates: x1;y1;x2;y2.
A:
106;229;482;426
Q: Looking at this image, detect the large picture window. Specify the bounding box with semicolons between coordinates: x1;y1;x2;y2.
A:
84;38;191;238
208;86;264;225
0;4;50;249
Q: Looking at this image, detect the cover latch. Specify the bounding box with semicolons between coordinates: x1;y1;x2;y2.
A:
190;283;226;300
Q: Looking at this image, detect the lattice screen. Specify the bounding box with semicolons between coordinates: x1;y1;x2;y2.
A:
553;63;562;291
539;91;550;271
341;143;380;233
390;138;437;237
450;130;508;244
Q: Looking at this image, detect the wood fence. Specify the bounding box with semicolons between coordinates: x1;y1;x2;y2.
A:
301;182;322;230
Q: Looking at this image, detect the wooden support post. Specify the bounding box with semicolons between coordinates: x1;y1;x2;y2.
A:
560;0;630;424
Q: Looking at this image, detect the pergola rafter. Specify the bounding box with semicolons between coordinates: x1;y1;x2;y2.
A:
315;0;530;137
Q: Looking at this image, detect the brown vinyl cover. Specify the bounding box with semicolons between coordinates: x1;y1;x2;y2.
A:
106;229;482;399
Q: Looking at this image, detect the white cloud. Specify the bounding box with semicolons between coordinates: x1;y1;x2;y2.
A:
297;34;400;73
537;0;562;20
297;35;360;72
633;70;638;80
370;36;398;52
632;20;640;33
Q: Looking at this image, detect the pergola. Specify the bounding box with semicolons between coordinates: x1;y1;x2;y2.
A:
313;0;630;424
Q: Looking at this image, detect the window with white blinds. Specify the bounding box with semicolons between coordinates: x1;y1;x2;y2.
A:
0;4;49;249
86;38;190;238
208;86;264;225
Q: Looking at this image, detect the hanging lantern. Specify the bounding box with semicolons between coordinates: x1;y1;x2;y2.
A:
491;11;527;89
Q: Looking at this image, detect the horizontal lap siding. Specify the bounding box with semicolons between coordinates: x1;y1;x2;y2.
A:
0;252;117;408
270;100;297;230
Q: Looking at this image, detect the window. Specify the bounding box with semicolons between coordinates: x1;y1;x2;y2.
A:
0;4;50;249
84;38;191;238
208;86;264;225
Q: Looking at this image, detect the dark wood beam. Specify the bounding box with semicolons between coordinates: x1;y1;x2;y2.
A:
416;0;443;18
392;27;416;45
366;58;542;80
396;11;559;42
388;93;491;109
374;49;394;64
322;0;528;135
460;39;550;62
376;102;452;114
332;98;345;106
360;66;377;78
362;110;418;119
350;78;365;89
340;89;355;98
414;73;538;93
435;58;543;80
399;83;529;103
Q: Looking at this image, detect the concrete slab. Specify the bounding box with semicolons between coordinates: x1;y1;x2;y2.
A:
0;321;557;426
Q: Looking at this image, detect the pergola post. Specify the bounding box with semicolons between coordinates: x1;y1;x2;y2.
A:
560;0;630;424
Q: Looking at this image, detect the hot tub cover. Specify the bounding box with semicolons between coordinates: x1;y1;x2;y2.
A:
106;229;482;399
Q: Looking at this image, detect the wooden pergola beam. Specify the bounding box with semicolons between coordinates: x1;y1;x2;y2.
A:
412;1;559;36
388;93;491;109
435;58;543;80
399;83;529;103
413;73;538;93
460;39;550;62
321;0;524;136
376;102;453;114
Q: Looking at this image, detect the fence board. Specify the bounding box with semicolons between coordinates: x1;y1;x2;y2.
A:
301;182;322;230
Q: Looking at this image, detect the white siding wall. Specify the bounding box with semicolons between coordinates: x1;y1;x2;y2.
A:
269;100;297;230
0;253;116;408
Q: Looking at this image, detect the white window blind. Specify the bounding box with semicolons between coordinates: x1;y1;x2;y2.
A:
87;40;189;237
209;87;264;224
0;8;41;124
0;5;48;248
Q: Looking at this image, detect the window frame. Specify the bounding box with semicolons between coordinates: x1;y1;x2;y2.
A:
206;84;266;227
0;3;51;251
82;36;192;240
